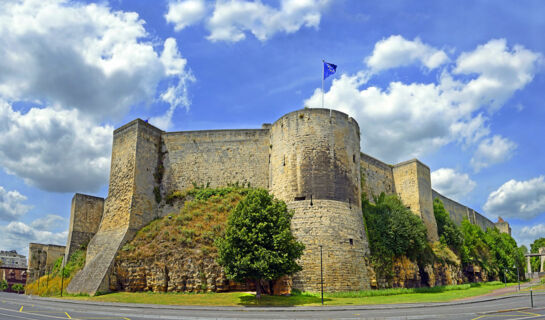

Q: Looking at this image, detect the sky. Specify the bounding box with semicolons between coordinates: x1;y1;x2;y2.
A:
0;0;544;257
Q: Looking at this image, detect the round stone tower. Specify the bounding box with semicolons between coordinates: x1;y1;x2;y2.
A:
269;108;370;291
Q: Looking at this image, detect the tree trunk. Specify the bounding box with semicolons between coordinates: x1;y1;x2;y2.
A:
255;279;262;299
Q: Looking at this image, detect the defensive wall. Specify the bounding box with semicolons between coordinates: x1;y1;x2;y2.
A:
27;243;65;283
65;194;104;261
57;108;510;295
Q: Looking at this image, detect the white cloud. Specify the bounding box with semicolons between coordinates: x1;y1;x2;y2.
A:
165;0;208;31
365;35;449;72
0;186;32;222
431;168;476;202
166;0;332;42
30;214;66;232
0;101;112;193
513;224;545;248
0;0;196;192
454;39;542;112
305;37;541;164
470;135;517;172
0;221;67;257
0;0;193;120
484;176;545;220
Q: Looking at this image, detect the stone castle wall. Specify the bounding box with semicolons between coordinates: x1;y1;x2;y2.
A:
160;128;269;217
431;190;495;231
68;119;162;295
27;243;65;283
392;160;439;241
64;108;509;295
269;109;369;291
65;194;104;261
360;153;396;201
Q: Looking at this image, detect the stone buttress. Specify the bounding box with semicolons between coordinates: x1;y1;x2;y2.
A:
67;120;162;295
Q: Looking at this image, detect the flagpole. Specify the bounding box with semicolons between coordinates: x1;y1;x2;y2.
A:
321;59;325;109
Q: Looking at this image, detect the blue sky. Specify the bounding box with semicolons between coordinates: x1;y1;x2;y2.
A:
0;0;544;257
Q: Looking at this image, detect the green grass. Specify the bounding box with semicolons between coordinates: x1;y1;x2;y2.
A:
60;282;514;306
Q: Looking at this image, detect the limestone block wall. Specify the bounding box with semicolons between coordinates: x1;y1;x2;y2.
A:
495;218;512;235
392;160;438;241
270;109;369;291
432;190;496;231
360;152;396;201
270;109;361;207
289;200;370;291
161;129;270;193
27;243;65;283
68;119;162;295
65;194;104;261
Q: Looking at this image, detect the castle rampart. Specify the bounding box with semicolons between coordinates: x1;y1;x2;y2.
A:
161;129;270;194
27;243;65;283
360;153;396;201
269;109;369;291
65;193;104;261
431;190;495;231
392;159;439;241
63;108;510;295
68;119;162;295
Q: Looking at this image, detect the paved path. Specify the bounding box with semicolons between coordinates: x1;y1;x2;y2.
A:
0;288;544;319
457;279;542;301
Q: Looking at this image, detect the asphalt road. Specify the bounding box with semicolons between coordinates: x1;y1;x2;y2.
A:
0;291;544;320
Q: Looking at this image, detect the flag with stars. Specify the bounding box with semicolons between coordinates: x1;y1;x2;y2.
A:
323;61;337;79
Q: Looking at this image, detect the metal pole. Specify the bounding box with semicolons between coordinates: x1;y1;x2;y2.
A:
516;265;520;291
530;288;533;308
320;245;324;305
321;60;325;110
60;265;64;297
504;270;507;287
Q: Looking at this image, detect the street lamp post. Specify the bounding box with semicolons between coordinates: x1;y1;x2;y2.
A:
514;263;520;291
319;245;324;305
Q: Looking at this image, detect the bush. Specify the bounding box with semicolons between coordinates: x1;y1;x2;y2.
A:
0;280;7;291
11;283;24;294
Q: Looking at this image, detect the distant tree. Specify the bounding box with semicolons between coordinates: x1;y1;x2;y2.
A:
11;283;24;294
530;237;545;272
215;189;304;298
433;198;463;252
0;280;7;292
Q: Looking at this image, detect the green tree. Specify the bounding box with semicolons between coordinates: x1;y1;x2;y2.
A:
530;237;545;272
362;193;430;280
433;198;463;252
0;280;7;292
215;189;304;298
460;219;491;271
11;283;24;294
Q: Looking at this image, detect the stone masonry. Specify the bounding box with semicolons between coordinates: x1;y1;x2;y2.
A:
64;194;104;261
63;108;510;295
27;243;65;283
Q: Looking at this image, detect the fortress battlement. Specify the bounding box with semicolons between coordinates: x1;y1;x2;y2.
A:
41;108;509;295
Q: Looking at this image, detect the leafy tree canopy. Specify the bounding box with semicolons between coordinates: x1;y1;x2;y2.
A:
215;189;304;297
433;198;463;251
362;193;430;279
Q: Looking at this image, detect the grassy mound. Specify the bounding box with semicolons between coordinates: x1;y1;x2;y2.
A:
118;187;250;261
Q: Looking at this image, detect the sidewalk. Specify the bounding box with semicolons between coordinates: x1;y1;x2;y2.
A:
456;278;541;301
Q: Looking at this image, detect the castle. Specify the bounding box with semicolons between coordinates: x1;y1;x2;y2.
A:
27;108;511;295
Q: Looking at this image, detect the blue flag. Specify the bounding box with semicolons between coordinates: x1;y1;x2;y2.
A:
323;61;337;79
